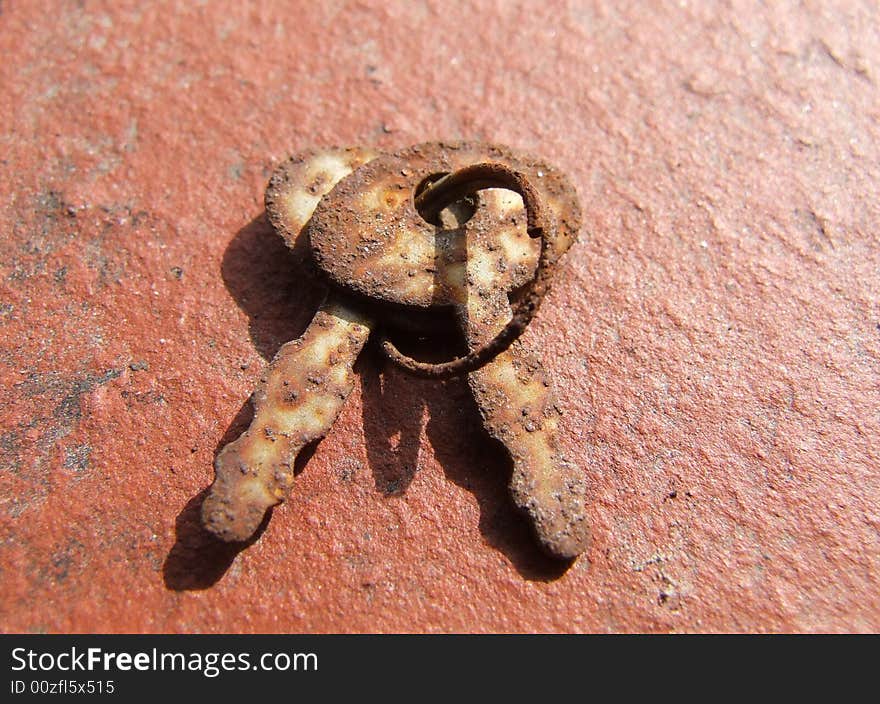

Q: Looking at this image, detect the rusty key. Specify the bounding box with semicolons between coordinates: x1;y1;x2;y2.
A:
201;147;378;542
202;142;589;560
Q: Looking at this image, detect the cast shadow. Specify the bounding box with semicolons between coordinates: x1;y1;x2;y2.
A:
220;212;325;361
163;399;271;591
360;339;572;582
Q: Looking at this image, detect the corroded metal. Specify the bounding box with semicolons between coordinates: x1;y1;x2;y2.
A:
265;146;380;248
463;286;589;559
377;161;558;379
307;141;580;309
202;149;378;542
202;141;589;560
201;299;371;542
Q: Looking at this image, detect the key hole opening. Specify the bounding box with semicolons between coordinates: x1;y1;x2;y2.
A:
414;172;477;228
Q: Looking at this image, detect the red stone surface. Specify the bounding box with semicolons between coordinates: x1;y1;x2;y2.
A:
1;1;878;633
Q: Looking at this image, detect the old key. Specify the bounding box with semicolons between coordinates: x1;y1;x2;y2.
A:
201;142;590;560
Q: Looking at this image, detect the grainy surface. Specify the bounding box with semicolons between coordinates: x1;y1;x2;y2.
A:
0;0;878;633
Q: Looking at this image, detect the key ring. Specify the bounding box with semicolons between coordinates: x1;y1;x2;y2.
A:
378;162;557;379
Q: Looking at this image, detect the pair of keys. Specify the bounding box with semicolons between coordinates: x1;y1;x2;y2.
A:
201;142;590;560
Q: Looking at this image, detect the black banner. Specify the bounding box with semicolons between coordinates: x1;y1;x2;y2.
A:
1;634;869;698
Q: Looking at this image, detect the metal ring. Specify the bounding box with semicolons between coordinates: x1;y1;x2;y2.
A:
378;162;557;379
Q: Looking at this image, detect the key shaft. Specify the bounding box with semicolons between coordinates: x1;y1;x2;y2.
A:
462;293;589;559
202;298;372;542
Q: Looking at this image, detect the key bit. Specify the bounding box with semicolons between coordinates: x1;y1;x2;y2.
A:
202;141;590;560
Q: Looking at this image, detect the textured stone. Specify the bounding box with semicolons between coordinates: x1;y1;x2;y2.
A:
0;1;877;633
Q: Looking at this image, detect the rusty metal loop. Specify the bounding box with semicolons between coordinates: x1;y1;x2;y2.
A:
379;162;557;379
